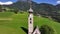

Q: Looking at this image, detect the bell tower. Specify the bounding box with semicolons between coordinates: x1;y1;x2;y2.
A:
28;7;33;34
28;0;33;34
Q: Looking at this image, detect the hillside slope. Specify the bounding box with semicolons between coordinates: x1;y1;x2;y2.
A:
0;12;60;34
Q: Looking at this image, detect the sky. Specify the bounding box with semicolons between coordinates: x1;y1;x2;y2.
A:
0;0;59;5
32;0;57;5
0;0;17;2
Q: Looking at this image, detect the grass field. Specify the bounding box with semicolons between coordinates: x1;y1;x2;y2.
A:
0;12;60;34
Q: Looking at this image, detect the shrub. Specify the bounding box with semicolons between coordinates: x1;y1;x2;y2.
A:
40;25;55;34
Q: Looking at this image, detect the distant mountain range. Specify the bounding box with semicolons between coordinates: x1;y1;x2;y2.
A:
2;0;60;11
2;0;60;22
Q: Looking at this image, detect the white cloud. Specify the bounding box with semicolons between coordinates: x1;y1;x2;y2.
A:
0;1;13;5
57;1;60;4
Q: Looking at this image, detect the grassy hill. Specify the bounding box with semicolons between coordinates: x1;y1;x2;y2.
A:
0;12;60;34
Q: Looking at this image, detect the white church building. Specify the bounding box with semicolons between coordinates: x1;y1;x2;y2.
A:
28;8;41;34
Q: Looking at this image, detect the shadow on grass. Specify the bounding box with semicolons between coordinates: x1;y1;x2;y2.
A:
21;27;28;34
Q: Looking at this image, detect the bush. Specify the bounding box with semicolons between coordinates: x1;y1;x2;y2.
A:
40;25;55;34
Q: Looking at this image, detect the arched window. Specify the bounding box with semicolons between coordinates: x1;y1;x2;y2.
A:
30;18;32;20
30;21;32;24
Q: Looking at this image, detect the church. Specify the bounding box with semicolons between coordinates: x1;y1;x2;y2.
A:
28;8;41;34
28;0;41;34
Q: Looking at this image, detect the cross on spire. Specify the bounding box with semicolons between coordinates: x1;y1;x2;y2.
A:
29;0;32;8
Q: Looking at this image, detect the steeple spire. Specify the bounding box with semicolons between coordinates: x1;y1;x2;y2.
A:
29;7;33;13
29;0;32;8
28;0;33;13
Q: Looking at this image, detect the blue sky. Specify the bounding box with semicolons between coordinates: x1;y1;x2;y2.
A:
0;0;17;2
0;0;58;5
32;0;57;5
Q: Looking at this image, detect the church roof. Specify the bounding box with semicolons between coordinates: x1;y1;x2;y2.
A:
29;8;33;13
32;26;41;34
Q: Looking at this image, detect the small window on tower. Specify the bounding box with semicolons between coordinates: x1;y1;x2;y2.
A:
30;21;32;24
30;18;32;20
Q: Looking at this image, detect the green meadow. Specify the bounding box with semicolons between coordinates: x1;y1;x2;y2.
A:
0;12;60;34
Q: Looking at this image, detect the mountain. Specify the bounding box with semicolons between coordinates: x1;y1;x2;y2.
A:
56;4;60;11
3;0;29;11
1;0;60;22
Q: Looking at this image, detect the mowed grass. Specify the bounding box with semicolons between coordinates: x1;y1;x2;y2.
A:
0;12;60;34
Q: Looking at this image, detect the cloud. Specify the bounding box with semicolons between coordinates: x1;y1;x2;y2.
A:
57;1;60;4
0;1;13;5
